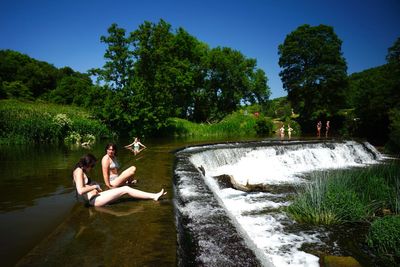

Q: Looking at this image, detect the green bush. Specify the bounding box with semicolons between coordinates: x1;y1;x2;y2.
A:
367;215;400;264
254;117;274;136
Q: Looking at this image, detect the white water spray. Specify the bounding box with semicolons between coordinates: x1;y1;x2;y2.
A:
184;141;382;267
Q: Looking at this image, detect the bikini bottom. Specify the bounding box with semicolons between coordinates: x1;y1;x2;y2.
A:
89;194;100;206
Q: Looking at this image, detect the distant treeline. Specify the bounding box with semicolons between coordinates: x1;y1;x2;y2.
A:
0;20;399;152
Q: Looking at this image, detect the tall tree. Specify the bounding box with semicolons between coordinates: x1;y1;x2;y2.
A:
201;47;270;121
278;24;347;128
90;23;133;91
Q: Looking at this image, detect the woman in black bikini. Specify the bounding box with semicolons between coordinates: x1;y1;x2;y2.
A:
73;154;166;207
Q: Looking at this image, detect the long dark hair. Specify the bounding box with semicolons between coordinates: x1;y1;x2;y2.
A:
105;142;118;155
74;154;97;173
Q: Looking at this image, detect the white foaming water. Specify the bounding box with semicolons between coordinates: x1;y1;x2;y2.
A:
188;141;382;267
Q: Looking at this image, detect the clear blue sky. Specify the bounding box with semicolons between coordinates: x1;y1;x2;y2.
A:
1;0;399;98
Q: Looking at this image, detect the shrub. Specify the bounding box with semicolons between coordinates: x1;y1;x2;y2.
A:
254;117;274;136
367;215;400;264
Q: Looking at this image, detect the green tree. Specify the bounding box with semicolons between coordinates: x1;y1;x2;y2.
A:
0;49;58;98
2;81;33;100
278;24;347;130
200;47;270;122
348;37;400;147
90;23;133;91
92;20;270;136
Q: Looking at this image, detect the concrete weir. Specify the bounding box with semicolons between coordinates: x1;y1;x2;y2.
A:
174;140;382;267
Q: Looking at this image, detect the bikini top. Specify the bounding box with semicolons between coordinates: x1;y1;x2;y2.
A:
109;157;120;169
72;169;92;185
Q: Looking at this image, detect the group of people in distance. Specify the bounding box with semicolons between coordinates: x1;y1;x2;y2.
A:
279;124;294;140
317;120;330;138
278;120;331;140
72;138;166;207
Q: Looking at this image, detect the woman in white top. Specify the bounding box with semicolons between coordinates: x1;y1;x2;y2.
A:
125;137;147;151
73;154;166;206
102;143;137;189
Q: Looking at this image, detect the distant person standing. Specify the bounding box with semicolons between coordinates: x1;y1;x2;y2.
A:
317;121;322;138
287;124;293;140
325;121;330;138
279;124;285;140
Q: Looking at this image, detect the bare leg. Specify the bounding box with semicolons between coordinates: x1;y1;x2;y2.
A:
92;186;166;207
110;166;137;187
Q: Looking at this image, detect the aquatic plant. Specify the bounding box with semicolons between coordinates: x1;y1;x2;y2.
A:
286;163;400;225
286;173;366;225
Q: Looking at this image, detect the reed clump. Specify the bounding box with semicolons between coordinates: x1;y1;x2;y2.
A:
286;162;400;265
0;99;113;144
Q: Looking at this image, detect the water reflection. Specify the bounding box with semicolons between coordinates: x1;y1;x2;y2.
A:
0;136;266;267
0;139;178;267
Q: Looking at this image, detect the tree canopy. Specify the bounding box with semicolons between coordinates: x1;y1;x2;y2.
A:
278;24;348;129
90;19;271;135
347;37;400;148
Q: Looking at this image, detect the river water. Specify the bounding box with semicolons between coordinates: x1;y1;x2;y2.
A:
0;136;258;266
0;137;390;266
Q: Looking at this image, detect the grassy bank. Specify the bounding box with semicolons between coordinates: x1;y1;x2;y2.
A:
166;111;280;137
286;163;400;265
0;99;113;145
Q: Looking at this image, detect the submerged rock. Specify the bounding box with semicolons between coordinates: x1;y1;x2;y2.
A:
320;255;362;267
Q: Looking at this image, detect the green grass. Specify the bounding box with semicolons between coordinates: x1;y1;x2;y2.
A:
286;162;400;264
0;99;113;144
166;111;276;137
367;215;400;265
286;163;400;225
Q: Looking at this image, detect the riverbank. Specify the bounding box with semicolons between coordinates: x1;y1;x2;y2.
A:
0;99;113;145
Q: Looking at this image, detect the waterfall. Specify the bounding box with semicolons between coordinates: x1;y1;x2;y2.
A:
174;140;382;267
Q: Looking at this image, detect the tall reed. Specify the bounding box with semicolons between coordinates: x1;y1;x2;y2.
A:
286;162;400;225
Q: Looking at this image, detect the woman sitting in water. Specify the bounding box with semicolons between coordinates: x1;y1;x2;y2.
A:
102;143;137;189
73;154;166;207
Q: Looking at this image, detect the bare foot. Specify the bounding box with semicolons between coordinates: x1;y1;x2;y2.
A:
154;189;167;201
126;178;138;185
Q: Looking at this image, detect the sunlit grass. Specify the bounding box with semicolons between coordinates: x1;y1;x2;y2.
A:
286;163;400;225
0;99;113;144
166;111;275;137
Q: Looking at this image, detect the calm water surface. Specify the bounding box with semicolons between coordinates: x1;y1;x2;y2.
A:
0;136;258;267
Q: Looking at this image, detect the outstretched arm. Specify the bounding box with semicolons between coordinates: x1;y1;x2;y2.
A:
138;142;147;149
124;142;134;148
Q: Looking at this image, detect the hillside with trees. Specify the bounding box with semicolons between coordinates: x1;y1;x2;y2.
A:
0;20;399;152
